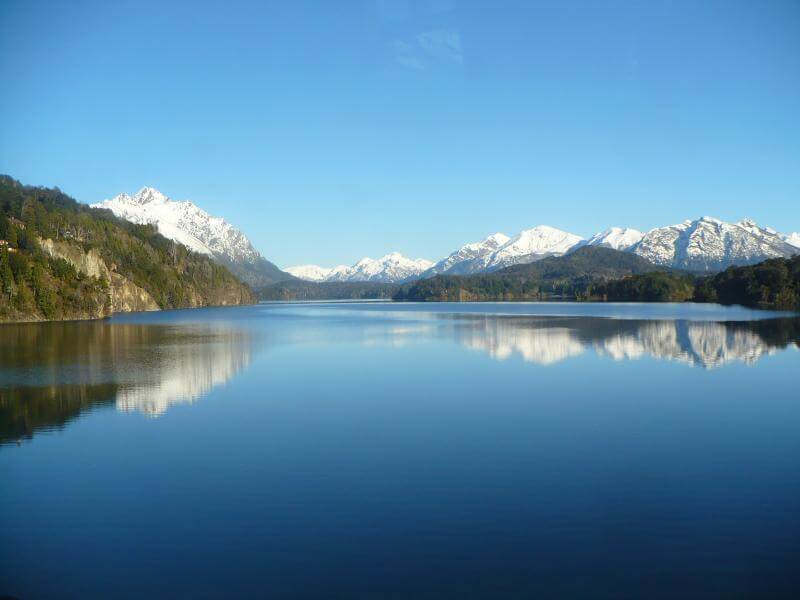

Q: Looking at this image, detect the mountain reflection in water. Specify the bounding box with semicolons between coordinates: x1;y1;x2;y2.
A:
0;321;252;444
1;305;798;445
451;316;800;368
3;303;799;599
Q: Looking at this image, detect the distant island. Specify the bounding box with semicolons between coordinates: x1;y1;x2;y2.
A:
0;176;254;323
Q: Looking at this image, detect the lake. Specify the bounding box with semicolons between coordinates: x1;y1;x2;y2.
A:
2;302;800;598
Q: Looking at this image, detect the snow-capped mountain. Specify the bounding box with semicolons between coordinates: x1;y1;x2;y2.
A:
585;227;644;251
426;219;797;278
782;232;800;249
92;187;291;287
287;252;434;284
103;191;797;290
632;216;798;271
424;233;511;276
284;265;333;282
430;226;585;276
94;188;249;259
485;226;585;271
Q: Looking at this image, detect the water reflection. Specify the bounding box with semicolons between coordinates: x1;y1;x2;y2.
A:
115;328;251;416
1;307;798;445
451;316;800;368
0;321;251;444
3;304;799;598
0;383;118;446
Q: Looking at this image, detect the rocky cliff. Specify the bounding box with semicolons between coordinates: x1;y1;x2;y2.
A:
38;236;254;314
38;238;160;315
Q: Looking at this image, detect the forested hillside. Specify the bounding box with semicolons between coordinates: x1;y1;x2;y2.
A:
594;257;800;309
393;245;800;311
0;176;254;322
259;279;398;301
694;256;800;310
593;272;697;302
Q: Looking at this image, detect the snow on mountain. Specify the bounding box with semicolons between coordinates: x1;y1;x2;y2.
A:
632;216;797;271
424;218;797;279
482;226;584;272
93;187;259;262
287;252;434;283
424;226;584;277
284;265;333;282
92;187;290;287
585;227;643;251
424;232;511;276
781;232;800;249
98;191;797;288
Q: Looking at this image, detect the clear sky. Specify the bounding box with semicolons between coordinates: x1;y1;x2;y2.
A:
1;0;798;267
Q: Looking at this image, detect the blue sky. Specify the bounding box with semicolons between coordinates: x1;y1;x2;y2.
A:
1;0;798;267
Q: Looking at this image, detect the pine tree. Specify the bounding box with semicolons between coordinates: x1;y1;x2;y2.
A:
7;224;18;248
0;247;13;297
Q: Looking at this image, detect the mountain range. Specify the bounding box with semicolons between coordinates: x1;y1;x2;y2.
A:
395;246;673;302
286;253;433;283
91;187;799;285
633;217;798;271
291;218;799;281
92;188;292;288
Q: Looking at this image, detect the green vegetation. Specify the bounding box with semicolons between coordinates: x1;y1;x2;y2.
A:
594;272;696;302
0;175;254;322
694;256;800;310
394;247;800;311
219;255;295;290
597;257;800;309
395;247;667;301
259;280;399;301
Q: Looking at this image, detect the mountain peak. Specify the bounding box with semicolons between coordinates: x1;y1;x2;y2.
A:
92;188;283;275
782;232;800;249
487;232;510;244
93;188;291;287
424;227;583;277
519;224;565;235
131;187;169;205
496;226;584;265
586;227;644;251
423;231;513;276
284;264;333;282
634;216;796;270
287;252;433;283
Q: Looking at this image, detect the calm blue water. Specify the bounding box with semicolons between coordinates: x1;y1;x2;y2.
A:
2;302;800;598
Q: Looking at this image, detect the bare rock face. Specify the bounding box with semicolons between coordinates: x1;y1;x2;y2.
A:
38;238;111;280
38;237;159;315
108;273;160;313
